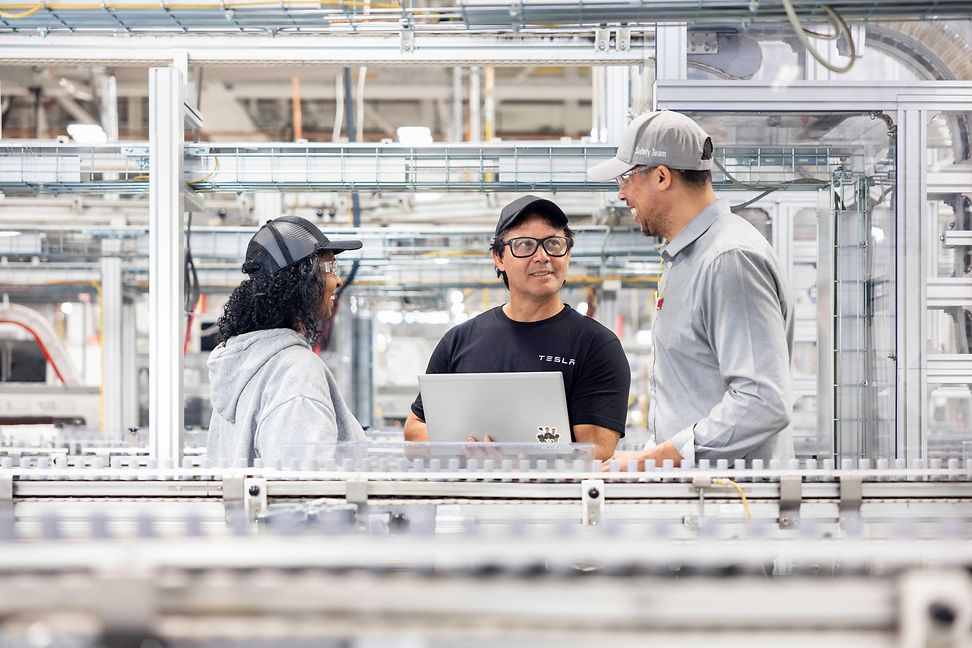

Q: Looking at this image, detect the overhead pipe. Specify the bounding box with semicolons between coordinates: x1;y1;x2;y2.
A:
97;70;119;142
331;74;344;142
291;75;302;141
451;67;463;142
337;66;361;299
483;66;495;141
468;66;481;142
355;67;366;143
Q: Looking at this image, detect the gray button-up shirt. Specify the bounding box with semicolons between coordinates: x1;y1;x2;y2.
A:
649;198;795;463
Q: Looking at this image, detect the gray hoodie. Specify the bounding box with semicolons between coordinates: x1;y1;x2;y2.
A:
207;328;365;464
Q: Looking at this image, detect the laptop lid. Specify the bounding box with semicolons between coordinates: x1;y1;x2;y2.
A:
418;371;571;444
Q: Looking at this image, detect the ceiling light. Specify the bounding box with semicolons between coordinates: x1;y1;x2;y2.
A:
67;124;108;145
0;231;21;238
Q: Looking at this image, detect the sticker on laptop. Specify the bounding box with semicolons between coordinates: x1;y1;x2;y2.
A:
536;426;561;443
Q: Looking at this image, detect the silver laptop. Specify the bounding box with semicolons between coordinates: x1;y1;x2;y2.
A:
419;372;571;444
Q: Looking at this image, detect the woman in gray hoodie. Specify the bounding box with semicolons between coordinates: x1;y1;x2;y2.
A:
207;216;366;465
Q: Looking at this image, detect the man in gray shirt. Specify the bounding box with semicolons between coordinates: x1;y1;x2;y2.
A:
588;110;794;466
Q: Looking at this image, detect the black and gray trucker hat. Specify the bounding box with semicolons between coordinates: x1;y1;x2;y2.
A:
494;195;569;238
587;110;713;182
242;215;362;277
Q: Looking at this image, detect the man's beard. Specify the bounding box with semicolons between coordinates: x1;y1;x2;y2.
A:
638;216;655;237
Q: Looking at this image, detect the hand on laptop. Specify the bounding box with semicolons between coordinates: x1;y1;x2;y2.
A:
463;435;507;466
604;440;683;471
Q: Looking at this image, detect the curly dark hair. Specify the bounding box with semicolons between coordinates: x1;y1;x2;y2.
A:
217;253;326;345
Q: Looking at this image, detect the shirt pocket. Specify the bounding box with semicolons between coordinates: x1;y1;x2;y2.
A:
655;299;707;366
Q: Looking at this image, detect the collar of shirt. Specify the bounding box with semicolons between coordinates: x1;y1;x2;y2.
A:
660;198;729;262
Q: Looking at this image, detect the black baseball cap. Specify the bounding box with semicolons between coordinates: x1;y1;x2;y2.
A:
494;195;569;238
242;215;362;277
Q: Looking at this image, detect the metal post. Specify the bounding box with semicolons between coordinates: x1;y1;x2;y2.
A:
816;188;835;460
630;57;655;117
329;295;355;415
655;23;687;81
148;67;186;463
604;66;631;145
100;255;123;436
352;311;373;429
98;70;121;436
121;299;138;430
483;66;495;141
98;71;119;142
468;66;482;142
896;107;927;460
450;67;463;142
590;66;604;143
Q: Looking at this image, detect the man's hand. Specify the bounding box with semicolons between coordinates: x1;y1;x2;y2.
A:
404;411;429;441
604;439;683;471
463;435;505;465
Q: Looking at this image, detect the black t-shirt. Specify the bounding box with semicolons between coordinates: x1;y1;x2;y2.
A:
411;305;630;437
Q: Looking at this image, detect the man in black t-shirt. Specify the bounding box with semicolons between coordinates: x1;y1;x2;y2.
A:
404;195;631;460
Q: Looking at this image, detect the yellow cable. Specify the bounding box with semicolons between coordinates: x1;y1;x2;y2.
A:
712;478;752;520
0;0;400;12
0;2;41;18
187;155;220;186
129;155;220;185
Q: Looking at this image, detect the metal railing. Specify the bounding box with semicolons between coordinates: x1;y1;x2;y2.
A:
0;141;859;195
1;0;967;35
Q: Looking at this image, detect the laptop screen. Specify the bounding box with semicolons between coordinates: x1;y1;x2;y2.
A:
418;372;571;444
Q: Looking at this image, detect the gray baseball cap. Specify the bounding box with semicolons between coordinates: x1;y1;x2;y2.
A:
242;215;362;277
587;110;713;182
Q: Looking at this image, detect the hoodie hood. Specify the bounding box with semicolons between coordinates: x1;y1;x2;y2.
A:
208;328;309;423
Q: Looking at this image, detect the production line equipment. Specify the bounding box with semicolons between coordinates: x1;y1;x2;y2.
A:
1;443;972;647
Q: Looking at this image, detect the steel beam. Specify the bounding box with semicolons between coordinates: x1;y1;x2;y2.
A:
928;164;972;197
926;355;972;386
655;23;687;81
926;278;972;308
816;188;835;460
656;81;972;112
3;0;970;35
943;231;972;248
0;34;653;66
100;255;123;436
896;108;926;461
604;66;631;144
148;67;185;464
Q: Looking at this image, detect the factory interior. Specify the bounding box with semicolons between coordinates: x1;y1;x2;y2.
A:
1;1;972;646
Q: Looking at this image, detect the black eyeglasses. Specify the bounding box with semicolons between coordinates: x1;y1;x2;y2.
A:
502;236;572;258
